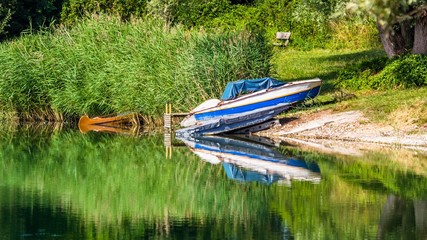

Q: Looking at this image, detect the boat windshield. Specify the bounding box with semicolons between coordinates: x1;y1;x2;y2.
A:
220;77;285;100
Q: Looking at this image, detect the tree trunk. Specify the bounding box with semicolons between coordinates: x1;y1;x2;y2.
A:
414;200;427;239
378;195;416;240
377;21;407;58
412;13;427;55
400;20;414;51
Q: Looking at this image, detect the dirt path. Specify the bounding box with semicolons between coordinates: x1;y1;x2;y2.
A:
258;110;427;149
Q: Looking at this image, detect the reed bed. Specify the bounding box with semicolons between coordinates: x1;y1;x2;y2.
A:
0;15;271;121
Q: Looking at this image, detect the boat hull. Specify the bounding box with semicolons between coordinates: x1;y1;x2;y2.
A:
176;105;291;137
177;78;321;136
196;85;320;121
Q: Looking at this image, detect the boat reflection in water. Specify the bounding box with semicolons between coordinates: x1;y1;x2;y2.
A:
177;135;321;185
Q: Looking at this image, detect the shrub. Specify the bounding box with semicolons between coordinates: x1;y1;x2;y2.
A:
337;54;427;90
373;55;427;89
60;0;147;24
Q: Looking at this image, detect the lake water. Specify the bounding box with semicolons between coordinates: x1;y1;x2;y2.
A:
0;125;426;239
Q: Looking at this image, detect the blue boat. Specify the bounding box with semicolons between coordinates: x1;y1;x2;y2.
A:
177;135;321;185
176;77;321;136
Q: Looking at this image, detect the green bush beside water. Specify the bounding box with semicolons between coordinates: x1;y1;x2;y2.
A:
0;16;271;120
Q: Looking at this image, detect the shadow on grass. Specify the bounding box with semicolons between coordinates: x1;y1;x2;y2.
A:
280;49;386;94
319;49;385;63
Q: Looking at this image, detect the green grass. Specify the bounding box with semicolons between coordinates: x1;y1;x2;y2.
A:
272;48;427;127
271;48;386;93
337;88;427;126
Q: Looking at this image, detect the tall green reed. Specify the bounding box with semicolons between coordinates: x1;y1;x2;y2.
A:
0;15;271;121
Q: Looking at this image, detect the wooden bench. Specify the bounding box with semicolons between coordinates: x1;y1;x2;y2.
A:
273;32;291;47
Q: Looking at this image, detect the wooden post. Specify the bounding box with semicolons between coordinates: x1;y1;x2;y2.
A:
164;103;172;159
164;132;172;159
163;103;190;158
164;103;172;129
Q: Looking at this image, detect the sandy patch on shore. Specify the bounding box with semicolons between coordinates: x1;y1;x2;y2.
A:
258;110;427;148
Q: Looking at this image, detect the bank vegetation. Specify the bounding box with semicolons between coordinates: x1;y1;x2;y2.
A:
0;0;426;124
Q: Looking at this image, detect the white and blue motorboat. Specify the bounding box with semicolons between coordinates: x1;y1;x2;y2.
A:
177;77;322;136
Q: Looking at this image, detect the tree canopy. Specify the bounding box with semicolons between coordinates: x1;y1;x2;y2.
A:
0;0;387;51
349;0;427;25
349;0;427;57
0;0;63;40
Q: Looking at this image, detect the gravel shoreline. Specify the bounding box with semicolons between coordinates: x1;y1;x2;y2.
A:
257;110;427;150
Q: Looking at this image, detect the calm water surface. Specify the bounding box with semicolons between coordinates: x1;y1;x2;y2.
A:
0;126;426;239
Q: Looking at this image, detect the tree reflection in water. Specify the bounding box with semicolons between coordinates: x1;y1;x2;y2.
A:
378;195;427;239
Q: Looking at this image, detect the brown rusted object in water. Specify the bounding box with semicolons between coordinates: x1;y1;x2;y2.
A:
78;123;139;135
78;113;139;134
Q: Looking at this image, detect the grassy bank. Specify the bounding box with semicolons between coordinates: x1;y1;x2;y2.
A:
0;15;271;121
272;48;427;127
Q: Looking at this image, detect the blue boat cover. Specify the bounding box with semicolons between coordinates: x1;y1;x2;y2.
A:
221;77;286;100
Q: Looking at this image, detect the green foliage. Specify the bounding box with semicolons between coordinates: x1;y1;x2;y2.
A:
0;15;271;119
336;57;388;90
288;0;379;49
286;0;333;49
271;48;386;93
326;16;380;50
60;0;147;24
348;0;427;26
374;54;427;88
195;0;377;50
0;5;11;36
0;0;63;41
337;54;427;90
62;0;231;29
1;0;380;50
174;0;231;27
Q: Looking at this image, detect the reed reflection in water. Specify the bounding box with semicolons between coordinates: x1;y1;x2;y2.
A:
0;124;426;239
0;126;284;239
